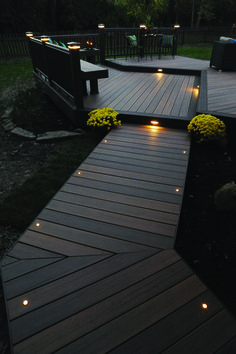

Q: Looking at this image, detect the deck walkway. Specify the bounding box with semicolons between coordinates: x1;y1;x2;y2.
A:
2;124;236;353
2;55;236;352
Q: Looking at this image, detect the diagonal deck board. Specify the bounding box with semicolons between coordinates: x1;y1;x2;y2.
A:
2;124;236;350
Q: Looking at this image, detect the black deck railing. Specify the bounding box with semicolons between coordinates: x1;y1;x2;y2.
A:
1;26;234;61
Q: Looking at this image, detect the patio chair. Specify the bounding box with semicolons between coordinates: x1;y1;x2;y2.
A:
160;34;175;58
125;33;144;61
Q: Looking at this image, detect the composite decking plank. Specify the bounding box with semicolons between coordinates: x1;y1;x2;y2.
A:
105;134;189;150
39;274;207;354
2;258;62;282
11;251;181;344
55;191;178;225
114;73;157;112
78;163;185;186
109;290;224;353
5;255;109;300
46;200;176;236
13;256;197;352
179;76;196;117
216;336;236;353
28;220;156;254
161;75;187;115
88;151;187;173
20;231;110;256
39;209;174;249
95;72;148;109
65;175;183;203
8;251;156;321
84;157;186;179
96;140;189;159
62;183;180;214
143;75;175;114
153;75;184;114
136;74;166;113
6;242;62;260
71;169;184;195
94;146;188;166
164;310;236;354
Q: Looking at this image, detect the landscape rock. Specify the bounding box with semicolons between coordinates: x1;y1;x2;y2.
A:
11;127;36;139
36;130;81;141
1;107;13;119
1;118;16;131
214;182;236;211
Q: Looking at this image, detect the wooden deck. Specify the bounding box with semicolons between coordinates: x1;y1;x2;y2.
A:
104;56;236;120
83;61;200;125
2;124;236;353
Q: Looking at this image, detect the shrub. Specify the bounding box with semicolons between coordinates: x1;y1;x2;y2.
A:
187;114;226;143
87;107;121;131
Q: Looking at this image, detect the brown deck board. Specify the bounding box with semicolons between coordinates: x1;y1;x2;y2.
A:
1;122;236;352
83;68;198;120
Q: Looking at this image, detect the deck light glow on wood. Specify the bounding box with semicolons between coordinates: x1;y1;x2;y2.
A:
157;68;163;72
23;300;29;306
151;120;159;125
104;139;108;143
77;171;81;175
183;150;187;154
202;303;208;309
175;188;180;192
35;222;40;227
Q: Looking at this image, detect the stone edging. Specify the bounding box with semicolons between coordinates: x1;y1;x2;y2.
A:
1;108;84;141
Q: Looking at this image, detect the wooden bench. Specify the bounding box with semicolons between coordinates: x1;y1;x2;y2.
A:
28;37;108;126
80;59;108;94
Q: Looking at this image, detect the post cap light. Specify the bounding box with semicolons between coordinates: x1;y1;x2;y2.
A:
40;35;49;42
67;42;80;50
140;24;146;29
174;24;180;29
26;32;33;38
98;24;105;29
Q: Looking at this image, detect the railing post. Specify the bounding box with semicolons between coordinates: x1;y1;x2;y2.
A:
67;42;84;109
25;32;34;58
98;24;106;63
40;35;52;85
174;24;180;55
139;24;146;58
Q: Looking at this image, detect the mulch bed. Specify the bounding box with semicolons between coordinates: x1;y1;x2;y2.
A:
176;132;236;317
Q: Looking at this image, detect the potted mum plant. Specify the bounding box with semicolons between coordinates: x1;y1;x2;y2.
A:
87;107;121;134
187;114;226;144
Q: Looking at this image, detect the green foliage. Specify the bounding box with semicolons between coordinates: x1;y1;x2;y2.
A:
177;44;212;60
9;81;45;130
0;60;33;94
0;132;101;230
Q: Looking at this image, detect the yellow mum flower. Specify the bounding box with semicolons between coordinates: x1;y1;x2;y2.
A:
188;114;226;143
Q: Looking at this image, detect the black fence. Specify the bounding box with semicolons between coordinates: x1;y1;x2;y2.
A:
0;26;234;61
